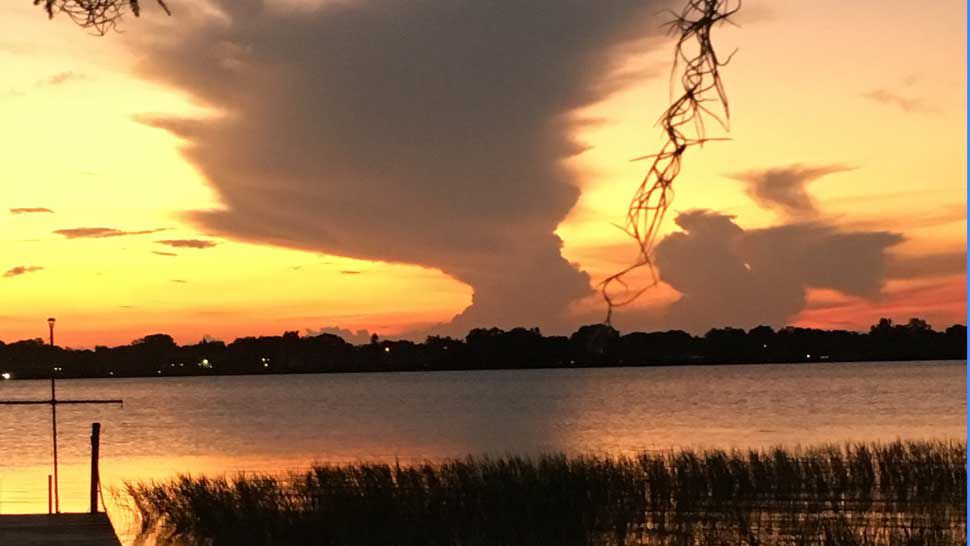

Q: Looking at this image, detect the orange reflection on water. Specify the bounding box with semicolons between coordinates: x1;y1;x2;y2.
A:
0;363;964;545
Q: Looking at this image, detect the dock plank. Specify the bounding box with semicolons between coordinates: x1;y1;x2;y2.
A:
0;513;122;546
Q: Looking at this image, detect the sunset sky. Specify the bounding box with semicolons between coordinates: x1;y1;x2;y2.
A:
0;0;965;348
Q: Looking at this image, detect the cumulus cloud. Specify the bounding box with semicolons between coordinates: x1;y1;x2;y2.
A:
653;210;902;331
10;207;54;214
156;239;218;249
730;164;853;218
54;227;166;239
135;0;669;334
306;326;373;345
4;266;43;278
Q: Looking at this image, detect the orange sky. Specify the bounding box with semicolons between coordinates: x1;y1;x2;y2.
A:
0;0;965;347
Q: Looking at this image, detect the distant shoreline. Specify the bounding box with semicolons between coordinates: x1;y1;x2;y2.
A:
3;357;965;382
2;318;964;380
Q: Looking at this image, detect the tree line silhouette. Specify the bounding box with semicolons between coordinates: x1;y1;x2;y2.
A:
0;318;964;379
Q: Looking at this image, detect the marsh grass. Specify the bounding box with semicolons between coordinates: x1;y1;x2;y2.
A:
127;441;966;546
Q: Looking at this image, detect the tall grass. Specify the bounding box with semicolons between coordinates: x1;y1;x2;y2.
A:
126;441;966;546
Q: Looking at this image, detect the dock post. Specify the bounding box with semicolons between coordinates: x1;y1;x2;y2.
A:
51;374;59;514
90;422;101;514
47;475;51;515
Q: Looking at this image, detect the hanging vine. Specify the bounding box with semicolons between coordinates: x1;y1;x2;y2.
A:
600;0;740;325
34;0;170;35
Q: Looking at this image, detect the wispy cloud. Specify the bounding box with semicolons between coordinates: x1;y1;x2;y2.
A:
4;266;43;278
4;72;87;100
171;279;188;284
153;251;178;256
340;270;362;275
729;163;854;218
156;239;218;249
42;71;85;86
862;89;934;114
10;207;54;214
54;227;166;239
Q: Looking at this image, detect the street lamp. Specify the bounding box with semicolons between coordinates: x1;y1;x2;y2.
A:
46;316;58;512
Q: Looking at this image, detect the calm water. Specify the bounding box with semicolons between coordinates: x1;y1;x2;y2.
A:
0;361;964;541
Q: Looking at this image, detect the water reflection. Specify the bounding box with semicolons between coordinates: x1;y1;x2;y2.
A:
0;361;964;544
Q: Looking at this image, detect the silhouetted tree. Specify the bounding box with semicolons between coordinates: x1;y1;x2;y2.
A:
870;318;894;336
905;318;932;332
704;327;749;362
570;324;620;364
0;317;963;379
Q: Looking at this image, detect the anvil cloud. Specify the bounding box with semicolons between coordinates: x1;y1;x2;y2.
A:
136;0;670;332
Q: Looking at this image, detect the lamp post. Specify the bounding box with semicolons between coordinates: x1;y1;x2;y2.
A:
0;317;122;515
48;317;58;512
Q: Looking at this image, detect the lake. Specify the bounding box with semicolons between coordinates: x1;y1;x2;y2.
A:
0;360;964;542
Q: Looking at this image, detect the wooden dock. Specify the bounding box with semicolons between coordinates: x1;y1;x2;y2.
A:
0;513;122;546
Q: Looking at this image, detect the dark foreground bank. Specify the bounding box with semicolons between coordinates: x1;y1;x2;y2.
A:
126;440;966;546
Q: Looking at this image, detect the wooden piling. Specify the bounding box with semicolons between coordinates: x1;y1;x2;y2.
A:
50;374;59;514
90;422;101;514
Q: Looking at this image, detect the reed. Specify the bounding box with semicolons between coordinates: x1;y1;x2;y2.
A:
126;440;966;546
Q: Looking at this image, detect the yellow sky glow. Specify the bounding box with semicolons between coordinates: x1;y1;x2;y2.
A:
0;0;965;347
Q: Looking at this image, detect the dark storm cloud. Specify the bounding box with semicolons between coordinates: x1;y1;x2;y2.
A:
156;239;218;249
54;227;167;239
653;210;902;331
887;251;966;280
135;0;670;333
4;266;43;278
10;207;54;214
730;164;854;218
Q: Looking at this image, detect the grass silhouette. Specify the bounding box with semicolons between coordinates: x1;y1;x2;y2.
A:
127;440;965;546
